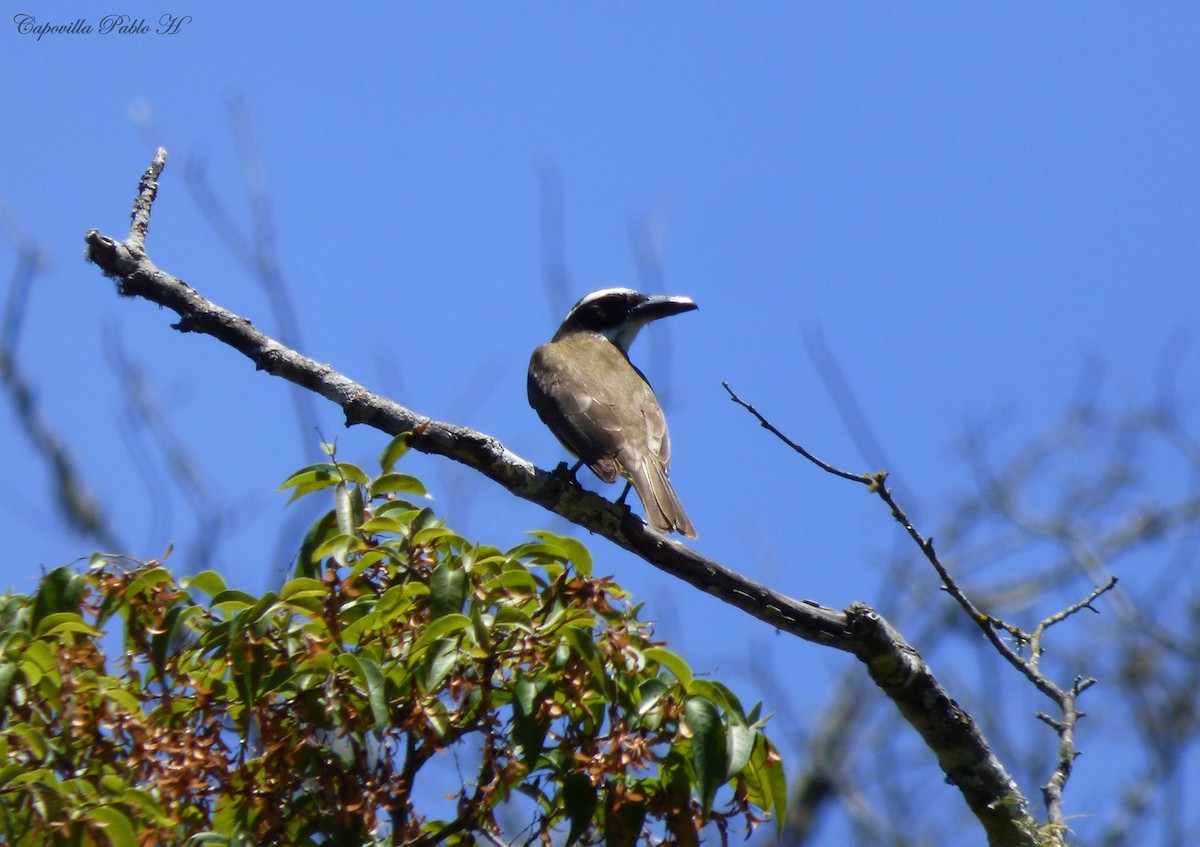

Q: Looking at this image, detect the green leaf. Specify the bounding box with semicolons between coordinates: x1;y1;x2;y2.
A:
685;679;738;713
379;431;415;471
412;614;471;652
0;663;15;721
492;605;533;630
20;639;58;686
373;499;423;522
741;735;788;833
277;463;341;501
293;510;338;579
3;766;58;790
359;516;414;536
359;655;389;728
32;566;85;626
339;654;389;728
553;639;571;668
334;462;370;486
229;641;268;707
410;507;440;533
210;589;258;611
0;761;25;787
644;647;693;687
636;678;670;716
746;701;763;725
375;585;416;619
430;563;467;618
513;675;538;715
516;531;593;575
35;612;100;639
335;481;358;537
469;604;491;651
485;569;540;595
99;774;128;795
512;677;549;767
280;577;328;602
684;696;728;815
424;637;458;690
561;772;597;846
413;526;458;547
88;804;138;847
182;570;228;599
726;722;755;779
311;532;363;567
8;725;50;761
369;473;430;499
765;742;787;833
97;678;142;713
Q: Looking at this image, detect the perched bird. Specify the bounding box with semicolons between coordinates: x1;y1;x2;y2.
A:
528;287;698;538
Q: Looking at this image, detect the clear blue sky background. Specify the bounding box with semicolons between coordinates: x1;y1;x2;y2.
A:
3;4;1198;844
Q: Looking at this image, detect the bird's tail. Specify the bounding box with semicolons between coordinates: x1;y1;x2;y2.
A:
630;459;697;539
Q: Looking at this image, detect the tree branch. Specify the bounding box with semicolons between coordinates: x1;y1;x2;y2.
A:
0;202;120;549
85;148;1039;847
722;381;1115;843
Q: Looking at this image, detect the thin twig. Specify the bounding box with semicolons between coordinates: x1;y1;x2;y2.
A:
722;382;862;483
1029;576;1119;667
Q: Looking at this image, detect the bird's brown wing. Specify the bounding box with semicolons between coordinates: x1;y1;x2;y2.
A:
629;360;670;471
528;335;656;484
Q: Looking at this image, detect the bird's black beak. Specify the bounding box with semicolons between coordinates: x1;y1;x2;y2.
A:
632;295;698;322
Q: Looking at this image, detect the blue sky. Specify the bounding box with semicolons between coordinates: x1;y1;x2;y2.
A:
4;4;1199;843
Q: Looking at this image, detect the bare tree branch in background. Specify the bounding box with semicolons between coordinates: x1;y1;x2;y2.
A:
753;346;1200;846
0;199;122;551
0;97;335;578
102;328;251;572
802;326;891;475
947;365;1200;847
535;159;573;322
628;208;688;413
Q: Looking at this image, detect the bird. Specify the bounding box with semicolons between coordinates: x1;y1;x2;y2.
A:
528;287;698;538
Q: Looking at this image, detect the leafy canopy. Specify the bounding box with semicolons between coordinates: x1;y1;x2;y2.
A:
0;435;785;846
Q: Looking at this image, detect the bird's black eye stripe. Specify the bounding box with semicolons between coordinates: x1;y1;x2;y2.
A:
588;300;620;324
569;291;645;330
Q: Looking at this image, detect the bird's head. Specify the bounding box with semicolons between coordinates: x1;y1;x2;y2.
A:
553;287;698;353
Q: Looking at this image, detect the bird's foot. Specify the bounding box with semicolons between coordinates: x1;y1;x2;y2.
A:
552;460;584;485
614;481;633;507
